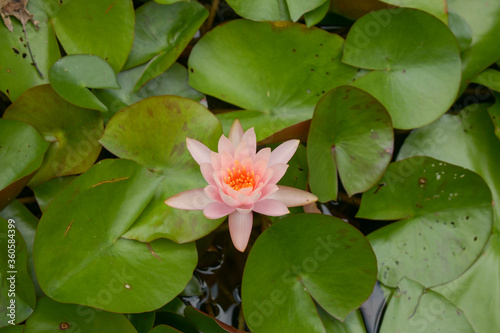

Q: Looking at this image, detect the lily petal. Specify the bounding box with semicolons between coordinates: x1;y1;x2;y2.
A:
228;211;253;252
218;135;235;156
187;138;212;165
200;163;216;185
204;202;235;219
241;127;257;156
165;188;212;210
204;185;222;202
253;199;289;216
269;185;318;207
229;119;244;145
269;139;300;166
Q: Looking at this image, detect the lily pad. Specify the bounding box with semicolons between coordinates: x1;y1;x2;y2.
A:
126;312;155;333
184;307;244;333
0;218;36;327
188;20;358;140
24;297;137;332
0;0;60;101
358;156;492;287
123;1;208;91
149;326;182;333
31;175;77;213
448;0;500;86
3;84;103;187
488;93;500;140
397;104;500;332
448;10;473;51
308;85;393;202
242;214;377;332
100;96;224;243
380;0;448;23
94;62;205;123
379;277;474;332
342;8;461;129
471;68;500;93
51;0;135;73
33;159;197;312
304;1;330;27
226;0;327;22
0;119;49;209
49;54;120;112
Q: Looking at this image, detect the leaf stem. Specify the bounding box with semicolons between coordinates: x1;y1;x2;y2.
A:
23;27;43;79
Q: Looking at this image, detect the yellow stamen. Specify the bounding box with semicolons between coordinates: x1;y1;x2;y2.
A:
224;160;255;191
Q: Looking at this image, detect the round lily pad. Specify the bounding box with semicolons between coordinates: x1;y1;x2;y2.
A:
0;119;49;209
226;0;327;22
358;157;493;288
242;214;377;332
3;84;103;186
308;85;393;202
100;95;224;243
380;0;448;23
123;1;208;91
51;0;135;72
24;297;137;332
342;8;461;129
33;159;197;312
188;19;358;140
49;54;120;112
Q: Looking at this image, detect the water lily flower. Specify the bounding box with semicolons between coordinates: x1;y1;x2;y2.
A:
165;120;318;252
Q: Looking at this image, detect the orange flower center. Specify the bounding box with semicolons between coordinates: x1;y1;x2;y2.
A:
224;161;255;191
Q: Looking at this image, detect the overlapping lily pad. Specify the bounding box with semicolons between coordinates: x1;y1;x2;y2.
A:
123;1;208;91
380;0;448;23
343;8;461;129
31;175;77;212
358;157;492;287
34;158;197;312
24;297;137;332
51;0;135;72
3;85;103;186
308;86;393;202
100;96;223;243
242;214;377;332
49;55;120;112
0;119;49;209
0;0;60;101
95;62;205;123
226;0;327;22
0;218;36;327
188;20;358;140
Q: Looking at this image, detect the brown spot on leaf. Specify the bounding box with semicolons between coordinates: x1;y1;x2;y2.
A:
64;220;74;236
92;177;129;187
147;243;162;261
59;322;70;330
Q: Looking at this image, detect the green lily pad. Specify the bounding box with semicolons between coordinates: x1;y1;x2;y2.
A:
488;93;500;140
149;326;182;333
317;307;366;333
380;0;448;23
358;157;492;287
0;218;36;327
471;68;500;93
0;200;41;296
448;10;473;51
0;326;24;332
31;175;77;213
379;277;474;332
342;8;461;129
33;159;197;312
123;1;208;91
100;95;224;243
51;0;135;73
308;85;393;202
0;119;49;209
94;62;205;123
24;297;137;332
226;0;327;22
184;307;243;333
397;104;500;332
448;0;500;86
49;55;120;112
126;312;155;333
242;214;377;331
3;84;103;187
304;1;330;27
0;0;61;101
188;20;358;140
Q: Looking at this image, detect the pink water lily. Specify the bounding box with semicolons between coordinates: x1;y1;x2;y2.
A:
165;120;318;252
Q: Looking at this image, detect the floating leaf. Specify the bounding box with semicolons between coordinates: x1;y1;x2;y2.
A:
380;0;448;23
189;20;358;140
308;85;393;201
242;214;377;331
471;68;500;93
101;96;224;243
49;54;120;112
3;85;103;186
488;93;500;140
24;297;137;332
226;0;327;22
0;218;36;327
448;10;473;51
379;277;474;332
343;8;461;129
126;312;155;333
184;307;244;333
94;62;205;123
0;119;49;209
149;325;182;333
330;0;389;20
51;0;134;72
31;175;77;213
123;1;208;91
304;1;330;27
33;159;197;312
